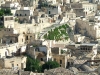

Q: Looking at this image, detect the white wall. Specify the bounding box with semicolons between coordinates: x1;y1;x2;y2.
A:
0;43;18;58
48;6;62;15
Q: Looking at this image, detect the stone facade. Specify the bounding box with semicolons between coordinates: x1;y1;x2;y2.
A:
0;56;27;69
52;54;68;68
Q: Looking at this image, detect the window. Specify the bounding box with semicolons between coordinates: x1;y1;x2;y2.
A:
10;40;12;43
16;14;18;16
21;63;24;69
54;58;56;61
17;64;18;66
20;14;22;16
5;52;7;57
41;58;43;61
25;14;27;16
60;65;61;67
12;64;14;67
26;36;28;40
49;11;51;14
60;60;62;64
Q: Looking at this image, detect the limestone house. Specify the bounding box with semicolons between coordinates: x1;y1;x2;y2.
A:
33;11;56;24
0;43;19;58
74;34;92;43
1;32;34;45
79;43;98;55
62;11;76;19
1;1;20;15
47;0;58;5
19;0;39;9
37;14;49;24
47;5;62;15
18;33;35;44
51;46;73;68
82;3;97;15
73;8;85;17
15;7;33;23
74;34;85;43
70;3;97;15
76;19;100;40
68;43;98;55
66;43;98;56
4;16;14;28
27;48;47;62
1;1;19;9
52;54;68;68
2;34;19;44
0;28;13;39
0;56;27;69
26;44;51;62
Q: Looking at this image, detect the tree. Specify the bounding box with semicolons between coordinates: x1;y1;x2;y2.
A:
42;60;60;72
24;56;42;73
0;8;12;16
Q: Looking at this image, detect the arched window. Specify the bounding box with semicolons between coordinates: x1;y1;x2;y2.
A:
49;11;51;14
20;14;22;16
25;14;27;16
16;14;18;16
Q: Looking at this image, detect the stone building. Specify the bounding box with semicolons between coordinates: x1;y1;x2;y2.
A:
15;7;33;23
52;54;68;68
76;19;100;40
4;16;14;28
0;56;27;69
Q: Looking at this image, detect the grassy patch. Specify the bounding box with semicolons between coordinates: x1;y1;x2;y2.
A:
44;24;70;41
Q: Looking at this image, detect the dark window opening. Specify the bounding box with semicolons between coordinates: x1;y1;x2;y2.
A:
10;40;12;43
54;58;56;61
49;11;51;14
41;58;43;61
26;36;28;40
60;60;62;64
16;14;18;16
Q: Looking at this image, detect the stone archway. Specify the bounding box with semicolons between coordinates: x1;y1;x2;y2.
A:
5;49;10;57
